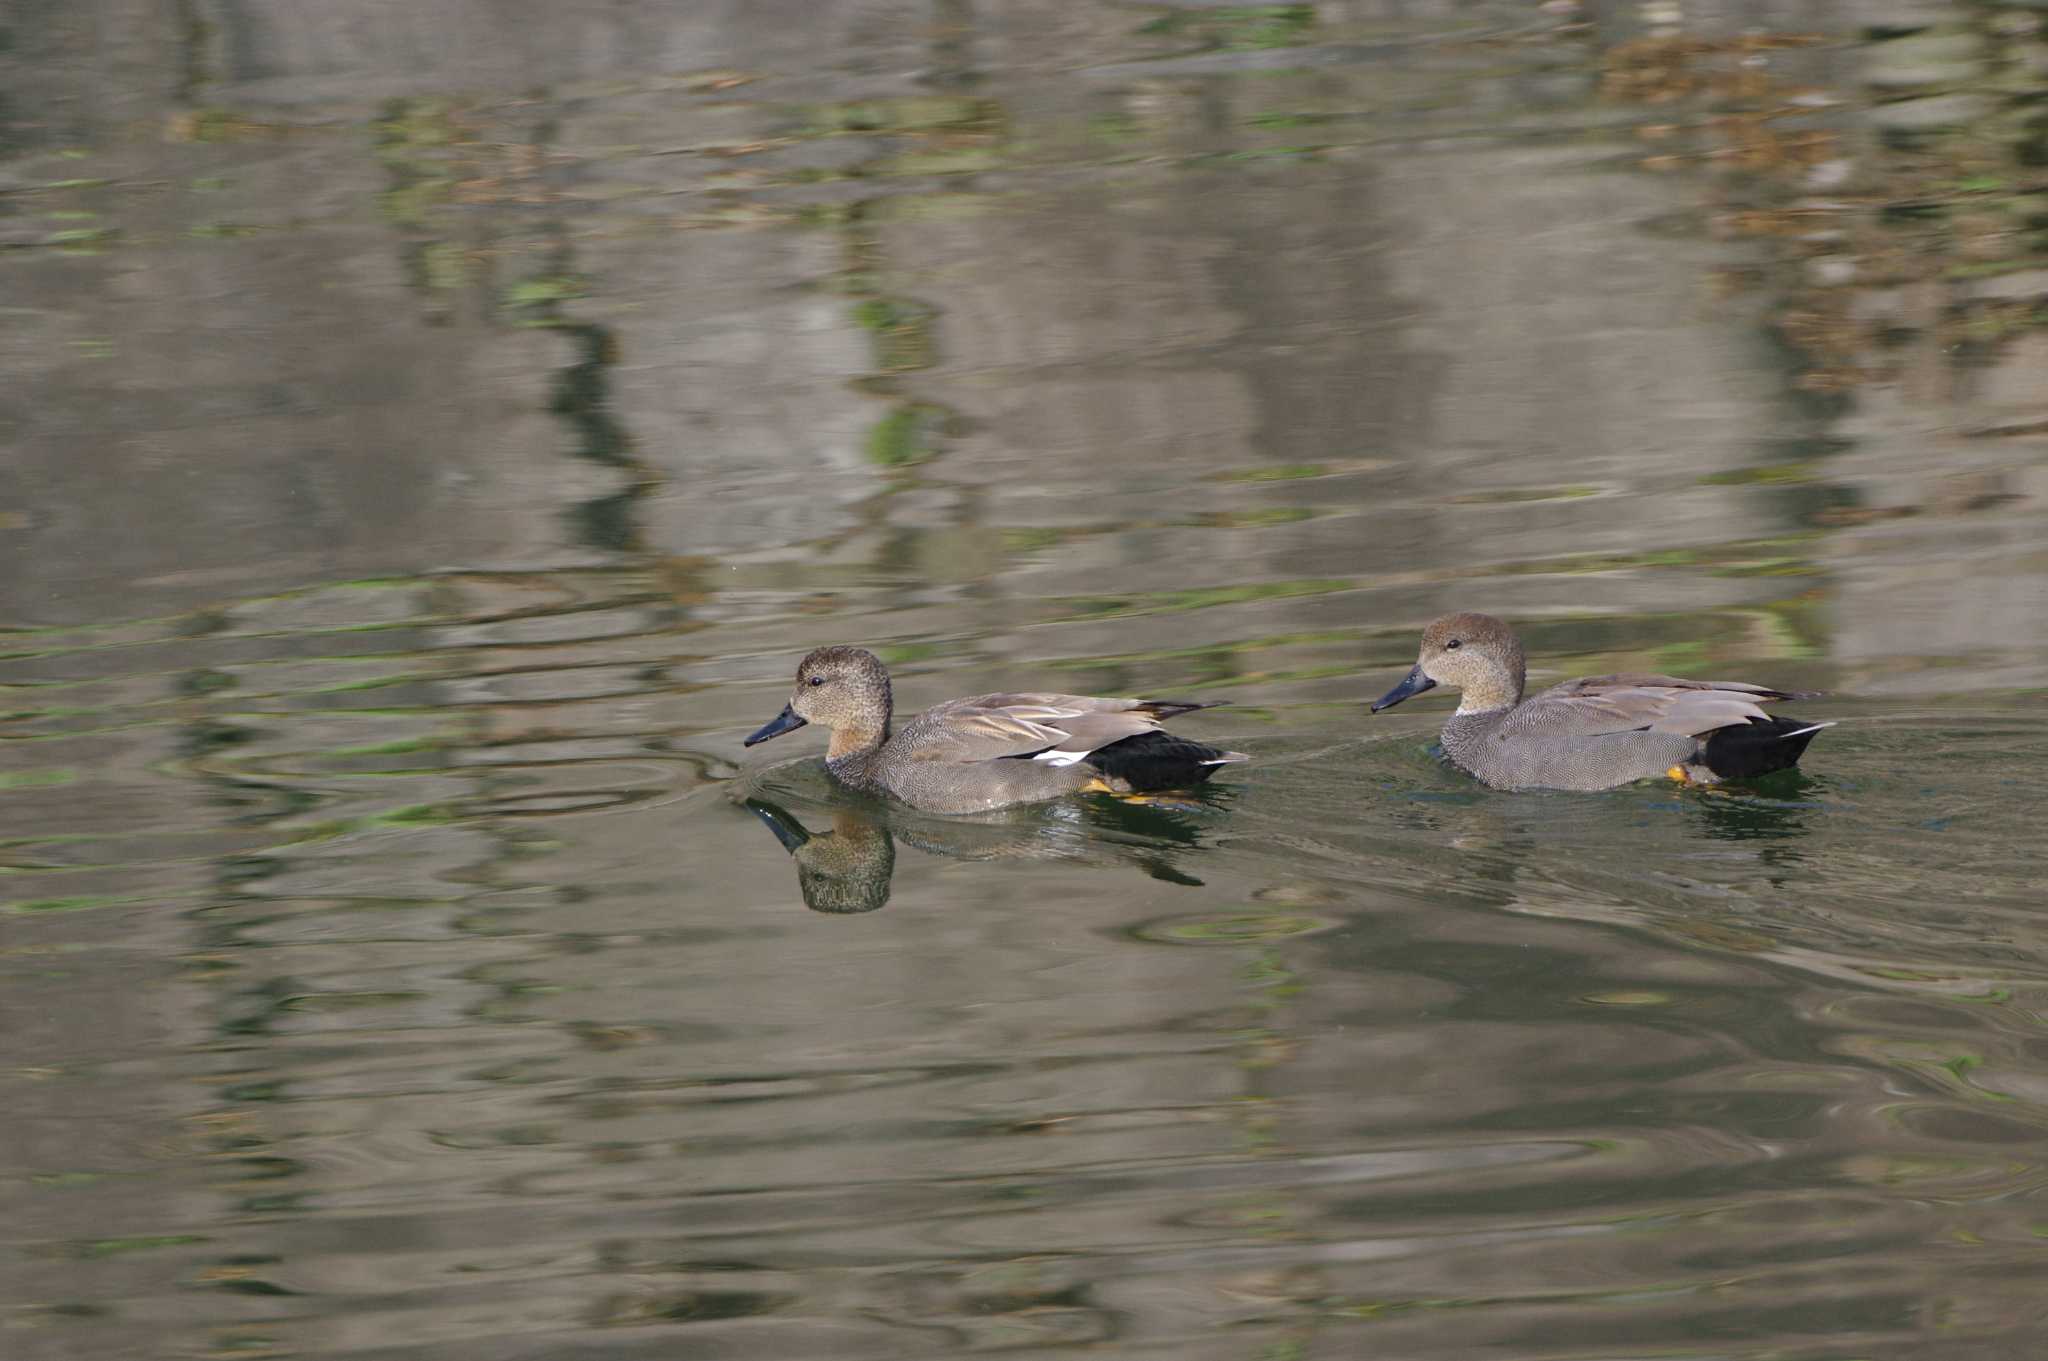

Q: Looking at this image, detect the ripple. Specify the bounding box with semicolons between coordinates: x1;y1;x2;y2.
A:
1130;911;1345;945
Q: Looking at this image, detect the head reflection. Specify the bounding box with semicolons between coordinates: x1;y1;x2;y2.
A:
746;800;895;914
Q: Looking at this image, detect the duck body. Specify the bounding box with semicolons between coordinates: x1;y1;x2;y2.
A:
1435;675;1828;791
1373;613;1830;791
746;647;1246;815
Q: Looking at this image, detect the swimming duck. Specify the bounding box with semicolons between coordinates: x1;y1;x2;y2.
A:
745;646;1246;814
1371;612;1830;790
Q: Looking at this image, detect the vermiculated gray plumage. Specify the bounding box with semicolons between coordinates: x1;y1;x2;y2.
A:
747;648;1248;814
1374;613;1829;791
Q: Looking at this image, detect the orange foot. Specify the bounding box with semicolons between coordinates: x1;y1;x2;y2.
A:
1080;777;1194;806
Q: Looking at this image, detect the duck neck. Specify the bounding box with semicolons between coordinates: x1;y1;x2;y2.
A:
826;721;888;764
822;669;893;787
1456;669;1522;715
824;703;891;786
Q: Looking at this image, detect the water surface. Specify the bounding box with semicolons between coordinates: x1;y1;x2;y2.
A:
6;3;2048;1359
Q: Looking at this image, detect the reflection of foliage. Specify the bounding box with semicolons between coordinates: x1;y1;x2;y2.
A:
373;98;471;228
851;298;936;372
502;274;587;316
1135;913;1335;944
1213;463;1328;483
1054;579;1354;622
1606;23;2048;395
1139;5;1316;53
865;403;947;468
799;96;1001;137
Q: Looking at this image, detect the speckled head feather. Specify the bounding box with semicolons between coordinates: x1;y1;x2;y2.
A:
789;646;893;737
1416;612;1526;712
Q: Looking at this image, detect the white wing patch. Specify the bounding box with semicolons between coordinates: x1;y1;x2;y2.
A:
1000;704;1087;721
1031;748;1090;767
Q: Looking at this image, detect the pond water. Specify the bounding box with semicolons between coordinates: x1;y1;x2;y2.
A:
6;3;2048;1359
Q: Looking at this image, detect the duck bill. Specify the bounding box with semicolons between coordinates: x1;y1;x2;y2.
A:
744;704;808;747
1370;663;1437;713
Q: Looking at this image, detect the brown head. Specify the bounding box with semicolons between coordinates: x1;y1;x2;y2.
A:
1370;612;1527;715
744;646;894;756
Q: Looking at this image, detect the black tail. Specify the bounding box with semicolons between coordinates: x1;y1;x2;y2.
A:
1700;716;1831;780
1084;731;1244;793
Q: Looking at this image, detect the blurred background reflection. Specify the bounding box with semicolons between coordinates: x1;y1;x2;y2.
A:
5;3;2048;1359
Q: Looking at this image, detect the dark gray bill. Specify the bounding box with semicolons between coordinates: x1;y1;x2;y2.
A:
1370;663;1437;713
744;704;808;747
744;798;812;853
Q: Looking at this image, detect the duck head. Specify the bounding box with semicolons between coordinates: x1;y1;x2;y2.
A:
745;646;894;748
1371;612;1526;715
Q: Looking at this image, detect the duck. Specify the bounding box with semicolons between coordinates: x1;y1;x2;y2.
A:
744;646;1246;814
1370;612;1831;790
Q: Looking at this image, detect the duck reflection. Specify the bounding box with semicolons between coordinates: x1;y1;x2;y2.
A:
742;792;1220;913
1690;771;1822;845
746;800;899;913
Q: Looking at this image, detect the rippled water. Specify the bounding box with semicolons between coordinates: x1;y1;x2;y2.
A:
7;2;2048;1359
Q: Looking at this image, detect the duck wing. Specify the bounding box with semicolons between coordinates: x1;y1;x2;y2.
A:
911;694;1220;765
1530;674;1817;739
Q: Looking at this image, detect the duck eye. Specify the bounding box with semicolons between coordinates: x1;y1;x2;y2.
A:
807;676;826;687
1445;639;1462;650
